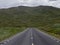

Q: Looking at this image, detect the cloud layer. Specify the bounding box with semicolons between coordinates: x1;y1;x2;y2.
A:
0;0;60;8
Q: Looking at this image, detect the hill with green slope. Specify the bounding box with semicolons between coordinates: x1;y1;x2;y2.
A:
0;6;60;37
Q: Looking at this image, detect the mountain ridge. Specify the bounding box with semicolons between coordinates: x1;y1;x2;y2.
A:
0;5;60;9
0;5;60;35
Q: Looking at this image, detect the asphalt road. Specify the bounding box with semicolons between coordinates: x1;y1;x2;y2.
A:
1;28;60;45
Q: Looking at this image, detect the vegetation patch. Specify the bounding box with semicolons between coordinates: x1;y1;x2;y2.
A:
0;6;60;40
0;27;26;41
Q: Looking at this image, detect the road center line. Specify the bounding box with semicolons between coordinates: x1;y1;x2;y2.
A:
32;43;34;45
31;30;33;40
31;30;34;45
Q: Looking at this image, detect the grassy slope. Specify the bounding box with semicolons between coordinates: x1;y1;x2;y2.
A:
0;27;26;41
0;6;60;40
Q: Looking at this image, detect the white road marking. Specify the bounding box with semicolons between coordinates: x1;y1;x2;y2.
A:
31;37;33;39
56;41;60;42
4;42;7;44
32;43;34;45
31;29;33;40
53;39;56;40
51;38;60;43
7;40;10;42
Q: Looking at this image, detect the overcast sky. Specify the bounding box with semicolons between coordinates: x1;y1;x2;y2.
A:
0;0;60;8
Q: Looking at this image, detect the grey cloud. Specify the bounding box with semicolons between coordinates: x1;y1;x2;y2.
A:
0;0;60;8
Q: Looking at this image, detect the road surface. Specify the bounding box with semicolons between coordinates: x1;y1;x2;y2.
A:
1;28;60;45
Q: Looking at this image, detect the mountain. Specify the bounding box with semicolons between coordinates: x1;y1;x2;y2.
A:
0;6;60;34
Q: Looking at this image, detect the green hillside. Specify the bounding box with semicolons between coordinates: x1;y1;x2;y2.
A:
0;6;60;40
0;6;60;27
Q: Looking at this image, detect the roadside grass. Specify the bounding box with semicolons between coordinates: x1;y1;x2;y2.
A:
40;29;60;39
0;27;26;41
38;27;60;39
48;32;60;39
0;6;60;41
